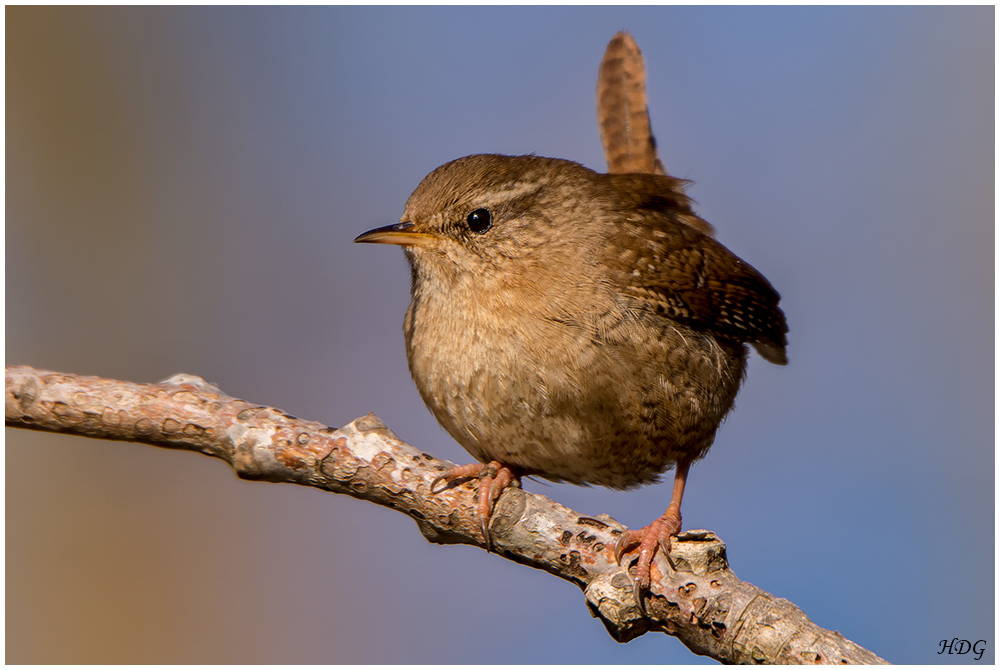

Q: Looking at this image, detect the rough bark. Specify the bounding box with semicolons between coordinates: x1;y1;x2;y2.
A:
5;365;887;664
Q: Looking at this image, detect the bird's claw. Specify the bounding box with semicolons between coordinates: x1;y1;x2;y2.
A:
428;461;518;552
613;528;641;566
430;462;485;493
613;506;682;606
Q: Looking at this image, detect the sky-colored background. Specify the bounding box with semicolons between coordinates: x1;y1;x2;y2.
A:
6;6;993;664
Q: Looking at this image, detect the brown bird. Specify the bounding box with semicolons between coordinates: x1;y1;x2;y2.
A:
355;153;787;590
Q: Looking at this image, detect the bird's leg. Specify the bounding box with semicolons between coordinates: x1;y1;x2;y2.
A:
431;460;520;550
614;458;691;591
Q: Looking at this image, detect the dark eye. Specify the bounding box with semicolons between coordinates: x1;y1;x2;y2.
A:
467;208;492;234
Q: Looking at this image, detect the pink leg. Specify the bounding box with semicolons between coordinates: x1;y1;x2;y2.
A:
431;460;519;550
614;459;690;591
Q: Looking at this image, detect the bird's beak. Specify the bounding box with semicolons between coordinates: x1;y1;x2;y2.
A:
354;222;437;247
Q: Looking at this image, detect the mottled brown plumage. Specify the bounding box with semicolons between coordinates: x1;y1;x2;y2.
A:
355;153;787;586
597;32;666;176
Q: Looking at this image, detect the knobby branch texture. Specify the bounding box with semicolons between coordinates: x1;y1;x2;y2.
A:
5;366;886;664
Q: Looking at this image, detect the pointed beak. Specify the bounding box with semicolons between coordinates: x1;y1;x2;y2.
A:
354;222;438;247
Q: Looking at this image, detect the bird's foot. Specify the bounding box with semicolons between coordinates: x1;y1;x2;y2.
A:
431;460;519;550
614;504;682;595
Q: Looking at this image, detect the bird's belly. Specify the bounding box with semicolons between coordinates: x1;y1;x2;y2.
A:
404;296;745;489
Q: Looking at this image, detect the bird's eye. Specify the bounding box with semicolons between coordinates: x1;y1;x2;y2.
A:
467;208;492;234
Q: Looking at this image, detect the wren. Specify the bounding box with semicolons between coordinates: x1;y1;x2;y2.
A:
355;153;787;589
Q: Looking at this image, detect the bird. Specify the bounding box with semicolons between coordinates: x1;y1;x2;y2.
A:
355;153;787;590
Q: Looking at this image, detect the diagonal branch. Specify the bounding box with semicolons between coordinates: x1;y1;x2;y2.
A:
5;365;887;664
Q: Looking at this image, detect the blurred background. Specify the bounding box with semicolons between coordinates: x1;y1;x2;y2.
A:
6;6;993;664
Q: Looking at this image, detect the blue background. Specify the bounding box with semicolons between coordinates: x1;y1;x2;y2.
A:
6;6;993;664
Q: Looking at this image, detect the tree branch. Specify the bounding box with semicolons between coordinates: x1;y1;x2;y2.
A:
5;365;886;664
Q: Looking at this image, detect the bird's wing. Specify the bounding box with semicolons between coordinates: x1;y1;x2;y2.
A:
609;207;789;365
